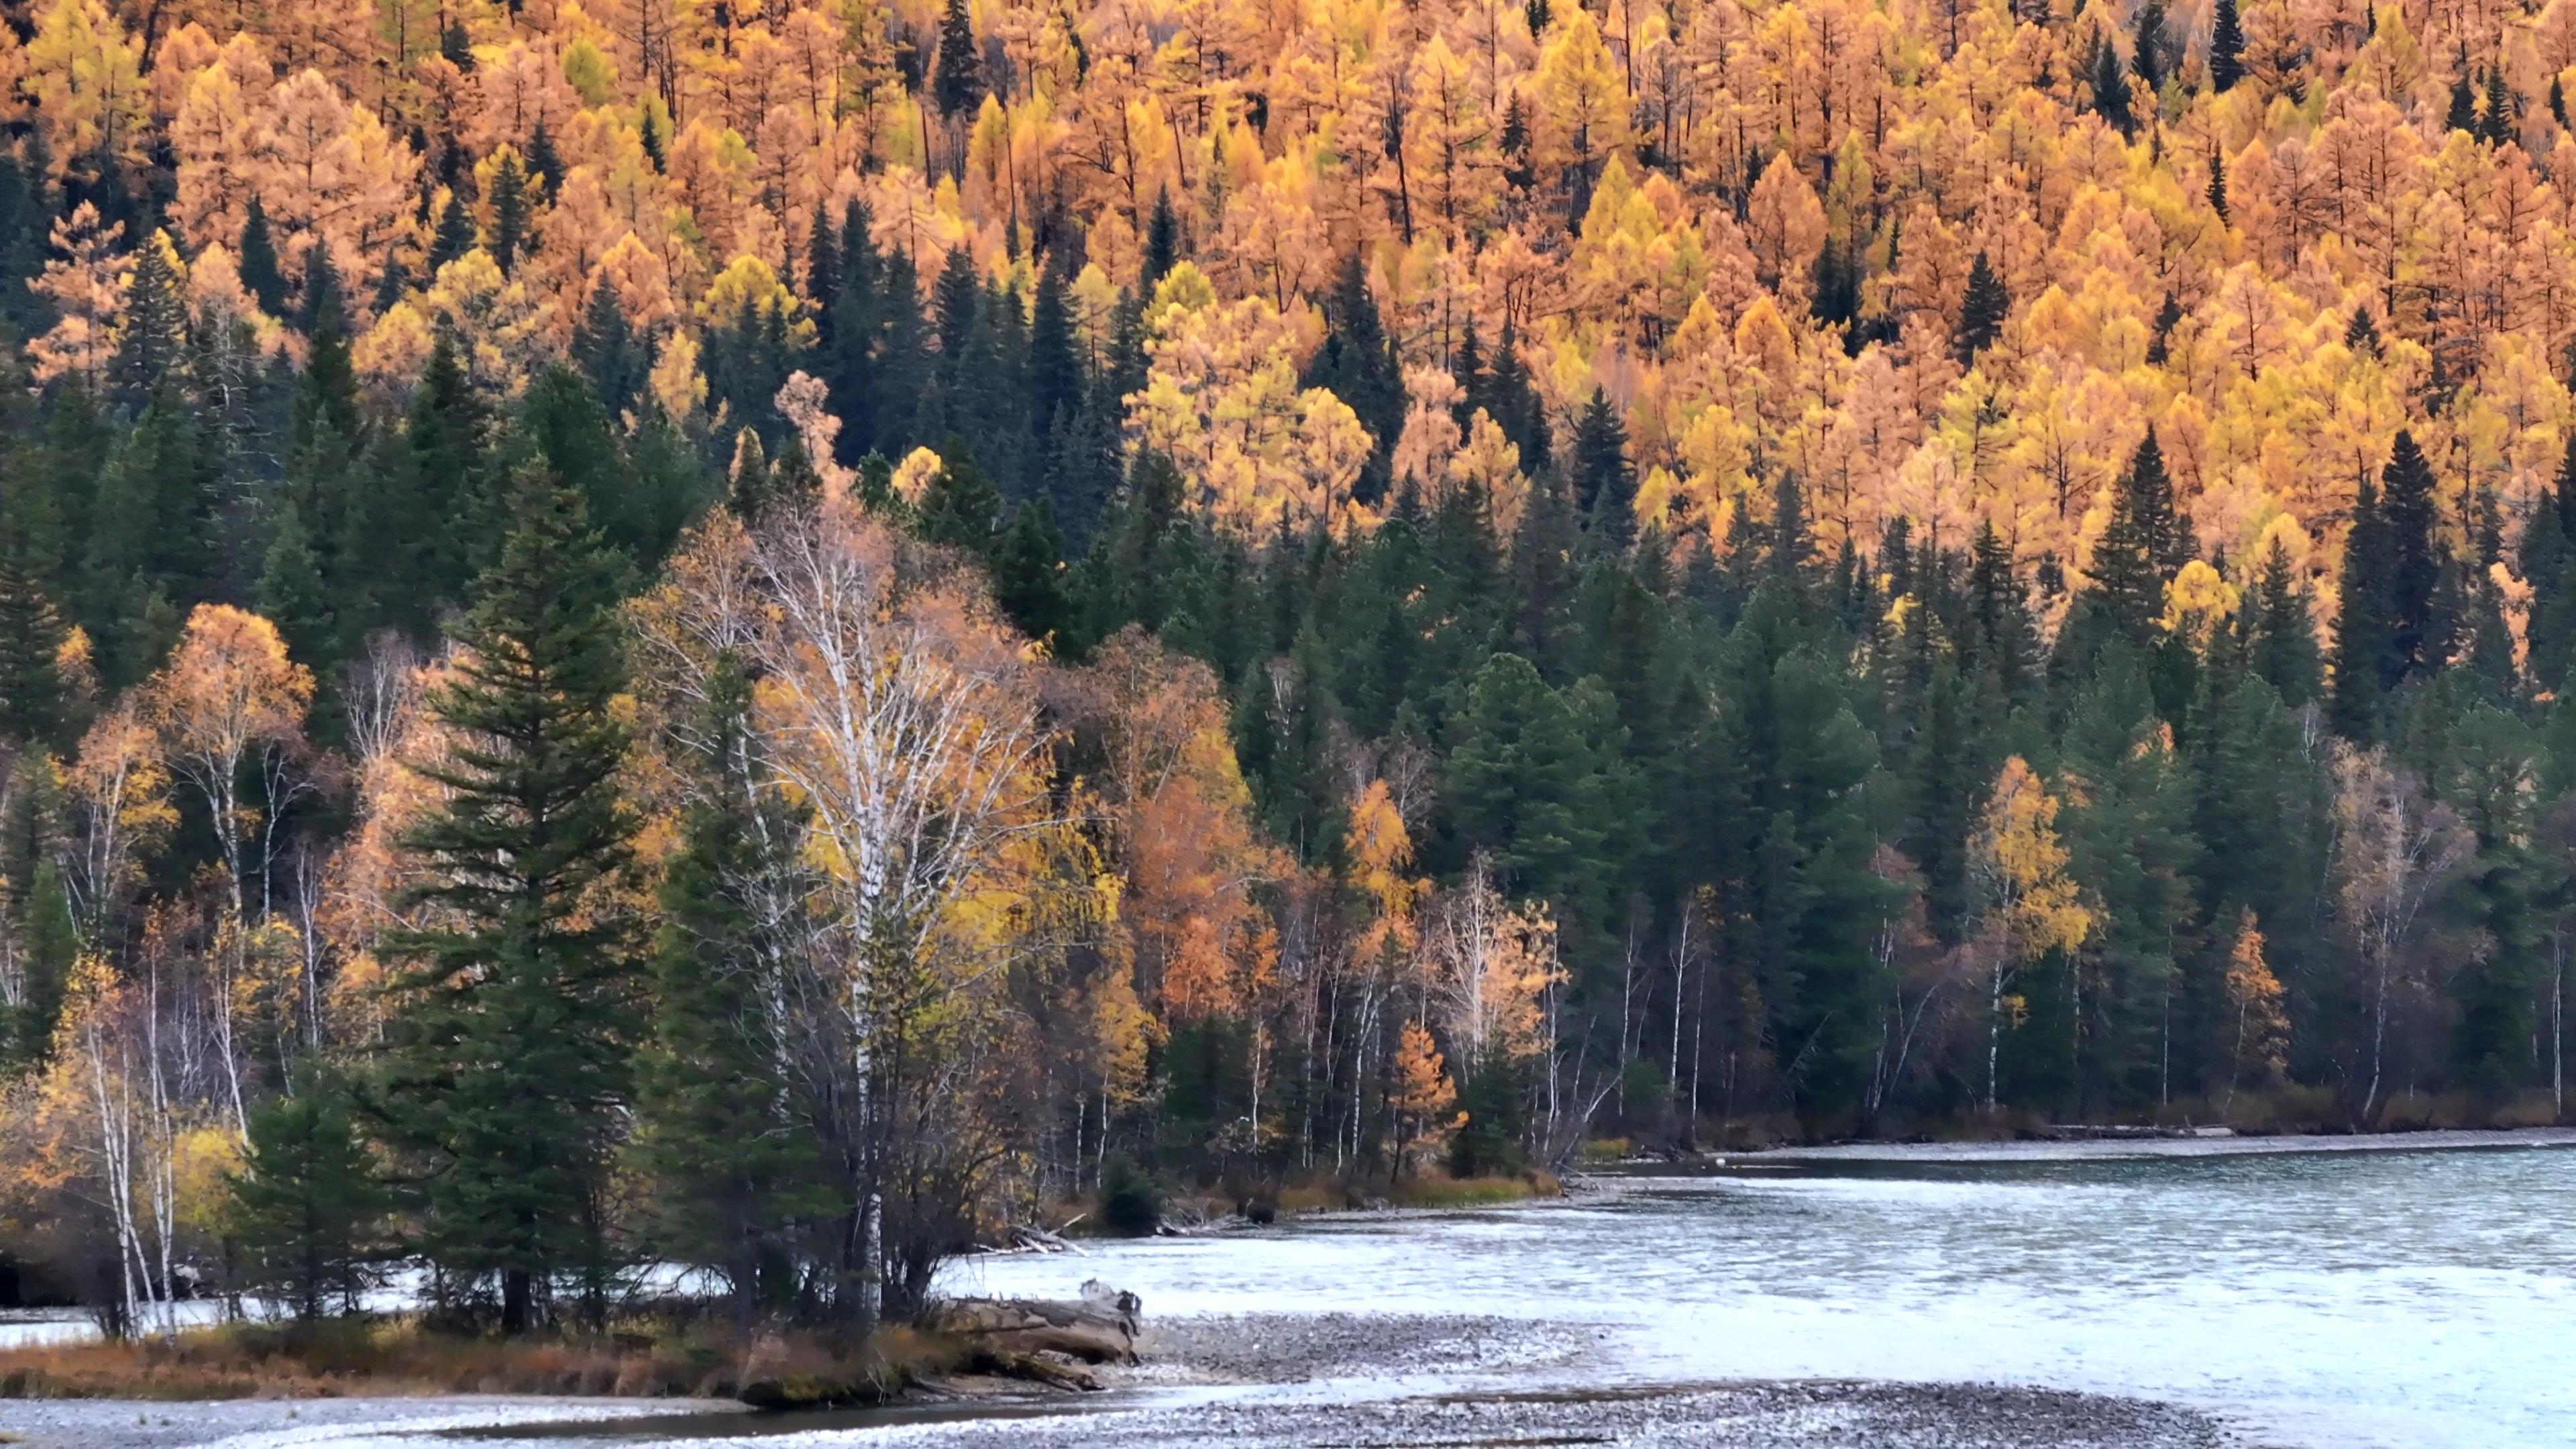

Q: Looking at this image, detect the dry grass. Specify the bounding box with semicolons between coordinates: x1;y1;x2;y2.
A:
1389;1171;1559;1208
0;1318;961;1404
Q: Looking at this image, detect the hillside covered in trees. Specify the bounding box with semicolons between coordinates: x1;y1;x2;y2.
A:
0;0;2573;1338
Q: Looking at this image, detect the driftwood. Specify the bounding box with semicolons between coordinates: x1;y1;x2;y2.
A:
937;1285;1143;1368
984;1222;1089;1255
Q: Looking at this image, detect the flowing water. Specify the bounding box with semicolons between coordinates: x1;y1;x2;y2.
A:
940;1136;2576;1448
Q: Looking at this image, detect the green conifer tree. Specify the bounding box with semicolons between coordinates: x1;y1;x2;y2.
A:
2210;0;2245;91
1953;251;2009;366
375;468;640;1335
227;1076;392;1322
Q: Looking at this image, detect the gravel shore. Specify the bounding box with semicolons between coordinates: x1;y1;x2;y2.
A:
0;1310;2269;1448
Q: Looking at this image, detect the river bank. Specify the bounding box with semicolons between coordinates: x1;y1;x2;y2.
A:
0;1312;2259;1448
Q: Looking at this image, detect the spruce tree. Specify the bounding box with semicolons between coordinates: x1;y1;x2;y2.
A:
1;755;70;1069
1027;262;1083;447
239;197;288;317
2210;0;2245;91
427;191;475;274
490;151;531;274
2145;290;2183;366
916;439;1006;555
2448;52;2479;135
527;120;562;196
257;503;337;667
1953;251;2008;366
2206;148;2229;222
375;468;640;1335
2245;535;2322;707
2481;65;2516;147
2131;0;2168;93
2345;305;2381;358
113;235;186;402
2125;429;2193;577
0;526;68;745
227;1076;392;1323
1142;188;1181;287
1569;388;1636;543
991;496;1075;643
1487;321;1551;470
2331;474;2393;741
2381;430;2444;681
1303;252;1405;504
631;660;822;1319
932;0;987;118
2090;34;2135;136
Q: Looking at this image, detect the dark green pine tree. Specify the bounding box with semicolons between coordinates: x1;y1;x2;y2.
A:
239;196;288;317
1569;388;1637;543
490;150;531;274
2243;535;2322;707
1303;252;1405;504
2524;436;2576;692
378;333;492;624
1;755;72;1069
1026;262;1083;449
804;204;841;343
1451;323;1487;429
2345;304;2381;358
2145;289;2183;366
2051;643;2197;1113
2449;50;2479;135
1443;652;1618;941
2481;64;2517;147
2126;429;2193;576
873;246;932;450
570;279;647;415
427;191;476;274
2330;472;2394;741
932;245;980;365
631;659;824;1321
2206;148;2229;222
83;388;211;684
990;496;1075;644
2209;0;2245;91
1962;519;2038;710
2443;705;2545;1097
1487;321;1552;470
2463;488;2519;704
932;0;987;118
0;523;69;746
1953;250;2008;366
2090;34;2135;136
1142;187;1181;287
257;502;337;667
914;438;1006;556
1703;578;1892;1114
2554;74;2569;131
374;468;641;1335
2132;0;2168;93
517;364;672;570
2082;433;2181;641
111;236;187;402
225;1075;393;1323
527;119;562;197
2381;429;2445;682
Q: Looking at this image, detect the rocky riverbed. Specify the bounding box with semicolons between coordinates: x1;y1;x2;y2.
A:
0;1310;2269;1448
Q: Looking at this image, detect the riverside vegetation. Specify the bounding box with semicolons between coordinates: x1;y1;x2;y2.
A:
0;0;2571;1397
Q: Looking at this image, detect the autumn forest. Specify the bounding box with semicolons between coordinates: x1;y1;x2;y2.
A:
0;0;2570;1342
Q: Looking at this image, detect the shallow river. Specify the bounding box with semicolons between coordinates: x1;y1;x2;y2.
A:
943;1137;2576;1449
